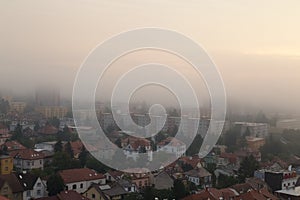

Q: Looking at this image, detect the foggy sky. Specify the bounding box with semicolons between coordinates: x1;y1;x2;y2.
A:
0;0;300;114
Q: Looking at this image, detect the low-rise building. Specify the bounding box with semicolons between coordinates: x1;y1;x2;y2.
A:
16;172;47;200
59;168;106;194
10;149;45;171
157;137;186;158
0;174;23;200
184;167;212;188
0;155;13;175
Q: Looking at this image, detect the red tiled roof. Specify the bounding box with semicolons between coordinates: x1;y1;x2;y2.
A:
220;152;238;164
38;124;58;135
59;168;105;184
10;149;45;160
0;174;24;193
179;156;202;168
157;137;185;147
2;140;26;151
238;189;269;200
70;140;83;156
182;190;216;200
58;190;90;200
0;124;7;130
259;188;279;200
0;196;9;200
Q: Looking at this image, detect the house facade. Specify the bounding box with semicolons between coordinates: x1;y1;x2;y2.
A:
59;168;106;194
10;149;45;171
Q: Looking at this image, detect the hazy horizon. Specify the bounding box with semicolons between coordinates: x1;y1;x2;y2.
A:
1;0;300;114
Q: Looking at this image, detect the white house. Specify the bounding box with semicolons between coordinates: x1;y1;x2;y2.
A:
121;136;152;161
157;137;186;158
16;172;47;200
59;168;106;194
34;141;57;152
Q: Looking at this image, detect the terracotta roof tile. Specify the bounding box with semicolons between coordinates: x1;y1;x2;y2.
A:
10;149;45;160
59;168;105;184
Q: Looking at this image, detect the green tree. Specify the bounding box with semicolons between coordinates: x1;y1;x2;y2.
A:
12;123;22;140
238;155;259;182
78;146;89;167
64;141;74;158
47;174;65;196
186;134;203;156
86;156;110;173
54;141;63;152
173;179;187;199
216;174;238;188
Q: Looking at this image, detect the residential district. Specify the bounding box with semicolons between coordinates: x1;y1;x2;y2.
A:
0;92;300;200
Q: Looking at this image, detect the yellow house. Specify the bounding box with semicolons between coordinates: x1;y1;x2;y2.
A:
0;156;13;175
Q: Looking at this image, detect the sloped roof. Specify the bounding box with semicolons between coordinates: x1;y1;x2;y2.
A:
184;167;211;178
0;174;23;193
157;137;185;147
59;168;105;184
58;190;90;200
16;172;39;190
10;149;45;160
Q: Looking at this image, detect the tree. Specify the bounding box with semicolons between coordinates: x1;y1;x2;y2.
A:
216;174;238;188
12;123;22;140
115;138;122;148
238;155;259;182
79;146;89;167
64;141;74;158
54;141;63;152
186;134;203;156
34;121;40;132
173;179;187;199
86;156;110;173
51;152;80;171
47;174;65;196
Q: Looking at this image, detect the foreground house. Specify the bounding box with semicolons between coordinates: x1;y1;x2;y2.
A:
36;190;89;200
182;187;278;200
0;174;23;200
59;168;106;193
83;182;128;200
16;172;47;200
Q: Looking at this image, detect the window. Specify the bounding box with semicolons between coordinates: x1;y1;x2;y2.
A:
80;183;83;188
72;184;77;189
92;194;96;199
26;191;31;197
37;182;41;187
37;190;41;195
